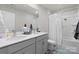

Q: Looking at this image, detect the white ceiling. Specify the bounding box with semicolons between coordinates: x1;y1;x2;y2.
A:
11;4;36;14
40;4;78;13
2;4;37;15
0;4;78;15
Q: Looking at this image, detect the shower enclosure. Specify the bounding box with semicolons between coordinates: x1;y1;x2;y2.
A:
49;7;79;54
60;7;79;54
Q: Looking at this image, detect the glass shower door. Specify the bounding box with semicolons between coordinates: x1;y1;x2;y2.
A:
61;11;79;54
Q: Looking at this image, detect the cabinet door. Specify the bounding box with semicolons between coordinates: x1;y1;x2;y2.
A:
43;38;48;54
36;40;43;54
14;44;35;54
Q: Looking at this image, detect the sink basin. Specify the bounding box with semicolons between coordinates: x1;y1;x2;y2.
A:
11;35;26;40
0;35;27;40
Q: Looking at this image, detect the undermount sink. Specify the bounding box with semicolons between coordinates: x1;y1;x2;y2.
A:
0;32;39;41
15;35;26;38
0;35;26;41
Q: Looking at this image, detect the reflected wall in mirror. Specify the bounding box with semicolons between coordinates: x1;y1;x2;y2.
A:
15;14;38;33
0;10;15;33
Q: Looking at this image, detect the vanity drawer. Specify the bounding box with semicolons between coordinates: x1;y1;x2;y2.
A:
14;43;35;54
8;38;35;53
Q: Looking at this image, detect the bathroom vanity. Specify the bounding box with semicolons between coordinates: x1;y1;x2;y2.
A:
0;32;48;54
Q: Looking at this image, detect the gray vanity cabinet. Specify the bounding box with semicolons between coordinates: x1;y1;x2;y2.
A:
0;34;48;54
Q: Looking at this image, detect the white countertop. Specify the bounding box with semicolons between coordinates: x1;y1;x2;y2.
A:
0;32;47;48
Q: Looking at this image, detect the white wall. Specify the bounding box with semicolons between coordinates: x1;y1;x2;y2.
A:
37;6;48;32
28;5;49;32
